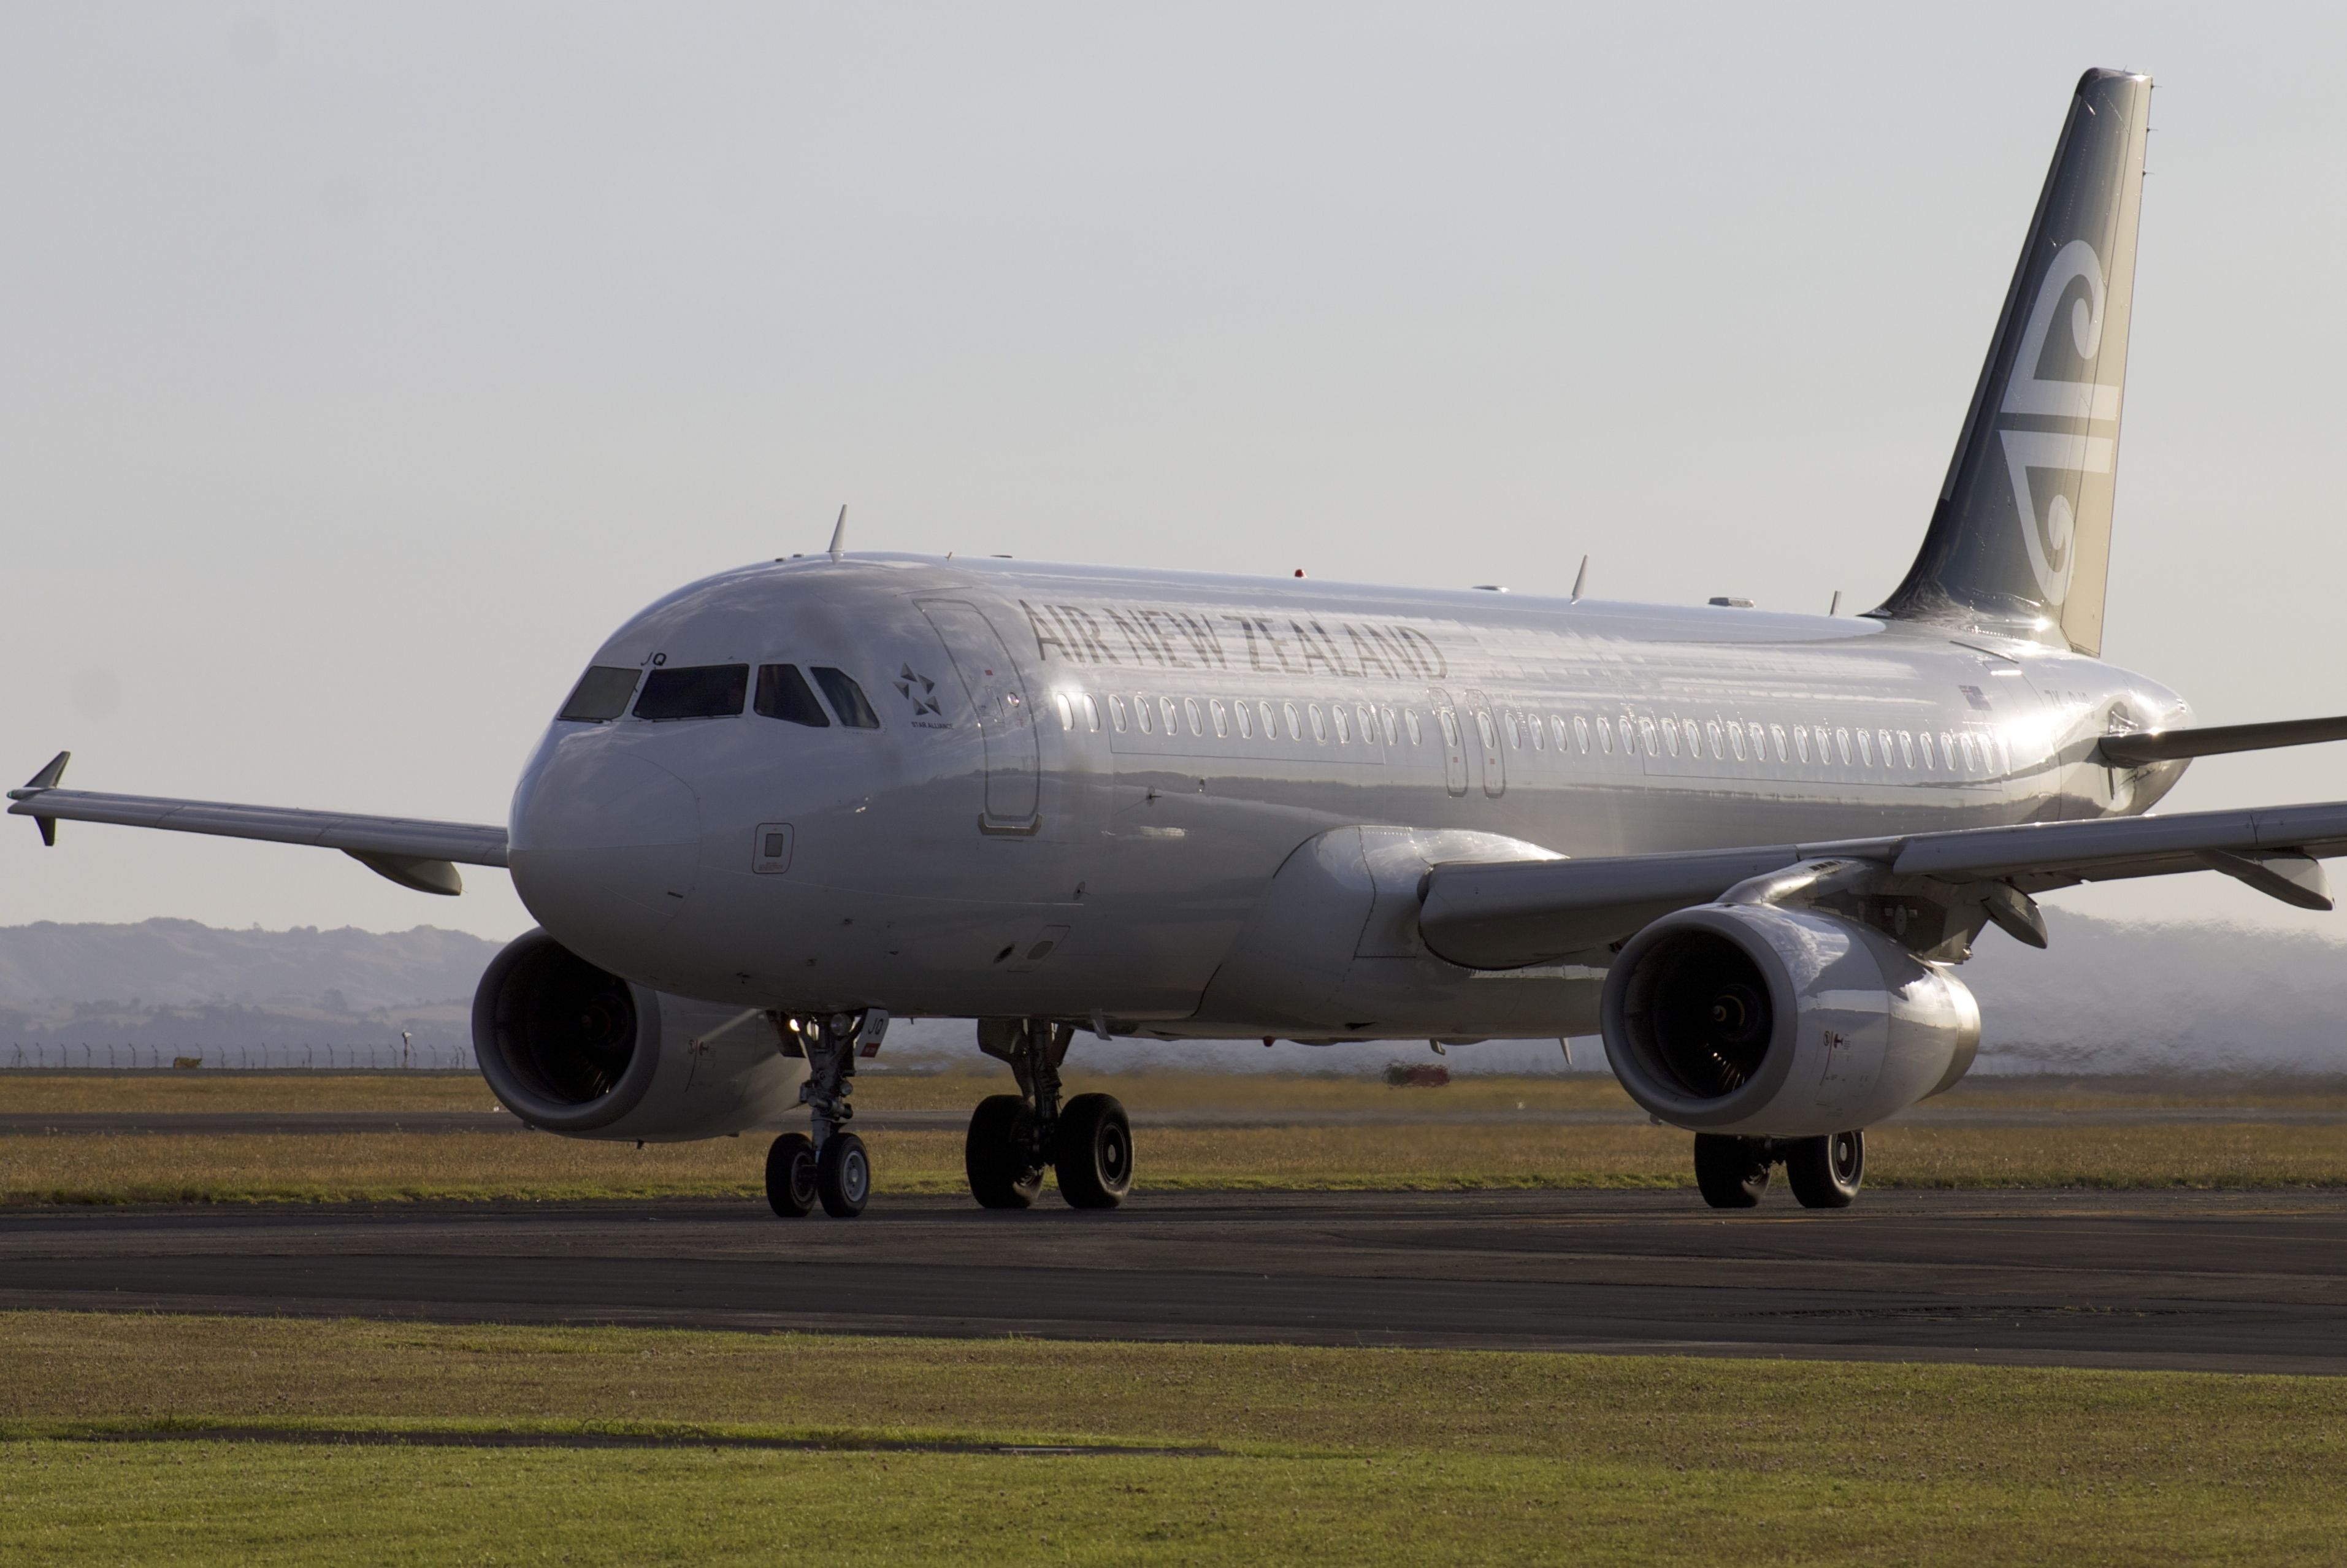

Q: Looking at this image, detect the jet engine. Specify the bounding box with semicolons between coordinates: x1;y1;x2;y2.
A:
1599;904;1978;1137
471;929;805;1142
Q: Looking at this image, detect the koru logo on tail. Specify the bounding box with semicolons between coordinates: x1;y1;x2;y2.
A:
1997;239;2122;607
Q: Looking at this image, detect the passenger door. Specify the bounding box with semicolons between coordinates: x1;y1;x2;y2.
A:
916;600;1041;833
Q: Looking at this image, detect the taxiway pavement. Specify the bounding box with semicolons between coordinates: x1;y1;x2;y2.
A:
2;1188;2341;1374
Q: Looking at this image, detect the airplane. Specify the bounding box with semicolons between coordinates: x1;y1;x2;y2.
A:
17;67;2347;1219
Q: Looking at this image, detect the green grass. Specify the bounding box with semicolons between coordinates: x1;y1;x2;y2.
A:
2;1312;2345;1565
13;1072;2347;1204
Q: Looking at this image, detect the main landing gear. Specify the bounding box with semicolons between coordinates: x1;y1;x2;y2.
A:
965;1019;1132;1210
765;1011;882;1219
1693;1129;1865;1210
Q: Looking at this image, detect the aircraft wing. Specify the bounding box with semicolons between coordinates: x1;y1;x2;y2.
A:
1418;800;2347;969
6;753;506;897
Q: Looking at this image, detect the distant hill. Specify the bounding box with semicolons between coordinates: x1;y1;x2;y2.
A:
0;919;501;1014
0;911;2343;1075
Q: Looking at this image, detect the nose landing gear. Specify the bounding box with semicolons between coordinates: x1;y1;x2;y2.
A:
765;1010;884;1219
965;1019;1131;1210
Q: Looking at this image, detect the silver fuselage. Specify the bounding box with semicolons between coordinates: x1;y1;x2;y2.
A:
505;553;2187;1039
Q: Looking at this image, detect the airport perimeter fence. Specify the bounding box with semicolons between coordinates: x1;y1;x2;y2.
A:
4;1042;478;1072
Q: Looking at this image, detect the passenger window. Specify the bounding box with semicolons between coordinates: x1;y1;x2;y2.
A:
1961;732;1979;771
1261;701;1280;738
1770;723;1788;762
1728;724;1746;761
1406;709;1423;746
1795;727;1810;763
1898;730;1915;768
1939;732;1955;768
1707;720;1725;759
1747;722;1765;759
635;664;749;721
1054;694;1074;732
1878;729;1896;767
1083;694;1101;733
1382;708;1399;744
1597;716;1614;754
1661;718;1679;757
810;667;880;729
1184;697;1204;736
560;665;641;723
1475;711;1496;751
1856;730;1873;766
1918;731;1934;767
1836;728;1852;765
1160;697;1179;735
1137;697;1156;734
1286;702;1304;740
1309;703;1328;743
1528;713;1544;751
1503;711;1520;749
1574;715;1591;754
1210;699;1229;738
1333;705;1351;744
1235;700;1253;739
754;664;830;727
1639;717;1658;755
1438;710;1460;748
1359;704;1379;743
1110;695;1129;732
1814;725;1831;762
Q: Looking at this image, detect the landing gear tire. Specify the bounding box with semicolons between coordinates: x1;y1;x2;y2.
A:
1693;1133;1772;1209
816;1131;871;1218
965;1093;1045;1210
1785;1130;1865;1209
765;1132;819;1218
1054;1092;1133;1210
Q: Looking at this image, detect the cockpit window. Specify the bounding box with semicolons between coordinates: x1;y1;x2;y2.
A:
632;664;748;721
754;664;830;727
811;667;880;729
559;665;641;723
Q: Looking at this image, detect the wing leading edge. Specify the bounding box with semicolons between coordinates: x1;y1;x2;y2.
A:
7;753;507;897
1418;800;2347;970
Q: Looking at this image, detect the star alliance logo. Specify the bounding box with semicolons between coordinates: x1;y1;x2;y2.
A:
894;665;944;722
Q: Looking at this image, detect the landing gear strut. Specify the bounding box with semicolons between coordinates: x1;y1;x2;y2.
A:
965;1019;1131;1210
1693;1129;1864;1210
765;1010;883;1219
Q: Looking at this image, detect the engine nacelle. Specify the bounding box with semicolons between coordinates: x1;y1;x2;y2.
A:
1599;904;1978;1137
471;929;806;1142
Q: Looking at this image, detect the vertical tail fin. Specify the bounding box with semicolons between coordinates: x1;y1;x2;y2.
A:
1874;69;2153;656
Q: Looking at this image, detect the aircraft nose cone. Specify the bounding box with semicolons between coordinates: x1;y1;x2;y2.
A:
509;740;702;973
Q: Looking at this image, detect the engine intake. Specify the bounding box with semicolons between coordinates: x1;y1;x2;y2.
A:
1601;904;1978;1136
472;929;805;1141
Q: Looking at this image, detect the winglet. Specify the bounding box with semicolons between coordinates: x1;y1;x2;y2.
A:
827;504;848;563
9;751;69;846
1570;556;1588;603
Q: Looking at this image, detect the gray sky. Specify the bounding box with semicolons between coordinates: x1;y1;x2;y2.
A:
6;2;2346;941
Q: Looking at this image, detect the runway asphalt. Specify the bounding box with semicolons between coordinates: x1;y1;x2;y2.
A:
4;1188;2343;1374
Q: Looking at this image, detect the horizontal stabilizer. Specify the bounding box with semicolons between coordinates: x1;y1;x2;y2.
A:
2098;714;2347;767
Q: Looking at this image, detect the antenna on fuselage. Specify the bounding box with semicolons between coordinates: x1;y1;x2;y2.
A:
1828;590;1841;616
1570;556;1588;602
827;504;848;563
